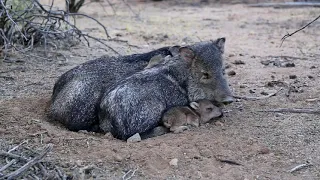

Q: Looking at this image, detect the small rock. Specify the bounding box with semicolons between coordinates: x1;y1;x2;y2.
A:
199;149;212;158
232;60;245;65
251;55;256;58
228;53;236;57
258;147;270;154
260;91;268;96
115;33;122;37
239;53;244;56
284;62;295;67
310;66;316;69
214;121;224;126
239;85;246;88
78;130;89;134
127;133;141;142
75;160;82;166
169;158;178;166
308;75;314;79
289;75;297;79
114;154;123;162
260;60;271;66
249;89;256;94
227;70;236;76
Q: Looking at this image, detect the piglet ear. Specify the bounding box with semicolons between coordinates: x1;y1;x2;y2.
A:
179;47;195;65
169;45;181;56
190;102;200;110
211;37;226;53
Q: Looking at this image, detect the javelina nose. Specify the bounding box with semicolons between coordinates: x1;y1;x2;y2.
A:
221;96;234;105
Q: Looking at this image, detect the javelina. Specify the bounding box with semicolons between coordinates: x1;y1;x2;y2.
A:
100;38;232;140
49;47;174;132
162;99;222;133
99;47;194;140
49;38;233;133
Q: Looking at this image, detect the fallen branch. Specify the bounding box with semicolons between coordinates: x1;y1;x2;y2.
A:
215;156;242;166
288;163;312;173
281;14;320;46
233;88;283;101
1;144;53;180
258;108;320;114
0;0;122;60
0;151;29;162
122;168;138;180
248;2;320;8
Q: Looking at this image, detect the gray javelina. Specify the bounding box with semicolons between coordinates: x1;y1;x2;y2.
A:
162;99;222;133
99;47;194;140
49;38;233;133
49;47;174;132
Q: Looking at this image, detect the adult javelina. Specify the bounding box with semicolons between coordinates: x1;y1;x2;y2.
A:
99;38;233;140
99;47;193;140
49;47;174;131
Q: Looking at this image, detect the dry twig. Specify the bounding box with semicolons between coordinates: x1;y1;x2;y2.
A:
0;0;121;60
233;88;283;101
288;163;312;173
0;142;68;180
1;144;53;180
258;108;320;114
281;14;320;46
215;156;242;166
122;168;138;180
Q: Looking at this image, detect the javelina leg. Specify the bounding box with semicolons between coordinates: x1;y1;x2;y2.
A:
140;126;170;140
171;126;189;133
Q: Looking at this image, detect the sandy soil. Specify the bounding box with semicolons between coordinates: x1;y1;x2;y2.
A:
1;0;320;179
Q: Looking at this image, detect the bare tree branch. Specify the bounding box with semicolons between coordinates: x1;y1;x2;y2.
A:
281;14;320;47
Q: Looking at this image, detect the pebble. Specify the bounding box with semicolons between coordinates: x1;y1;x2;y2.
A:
285;62;295;67
308;75;314;79
258;147;270;154
169;158;178;166
228;53;236;57
249;89;256;94
114;154;123;162
289;75;297;79
199;149;212;158
227;70;236;76
233;60;245;65
214;121;224;126
127;133;141;143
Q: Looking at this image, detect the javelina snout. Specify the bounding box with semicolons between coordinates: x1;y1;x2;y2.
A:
187;37;234;104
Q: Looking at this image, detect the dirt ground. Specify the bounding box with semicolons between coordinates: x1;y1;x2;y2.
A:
1;0;320;179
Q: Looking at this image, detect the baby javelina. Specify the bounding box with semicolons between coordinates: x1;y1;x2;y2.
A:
162;99;222;133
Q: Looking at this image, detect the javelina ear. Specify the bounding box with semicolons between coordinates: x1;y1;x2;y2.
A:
169;45;181;56
211;37;226;53
190;102;200;110
145;54;164;69
179;47;195;65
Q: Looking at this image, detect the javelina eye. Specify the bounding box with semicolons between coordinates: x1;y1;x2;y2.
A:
206;107;213;112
